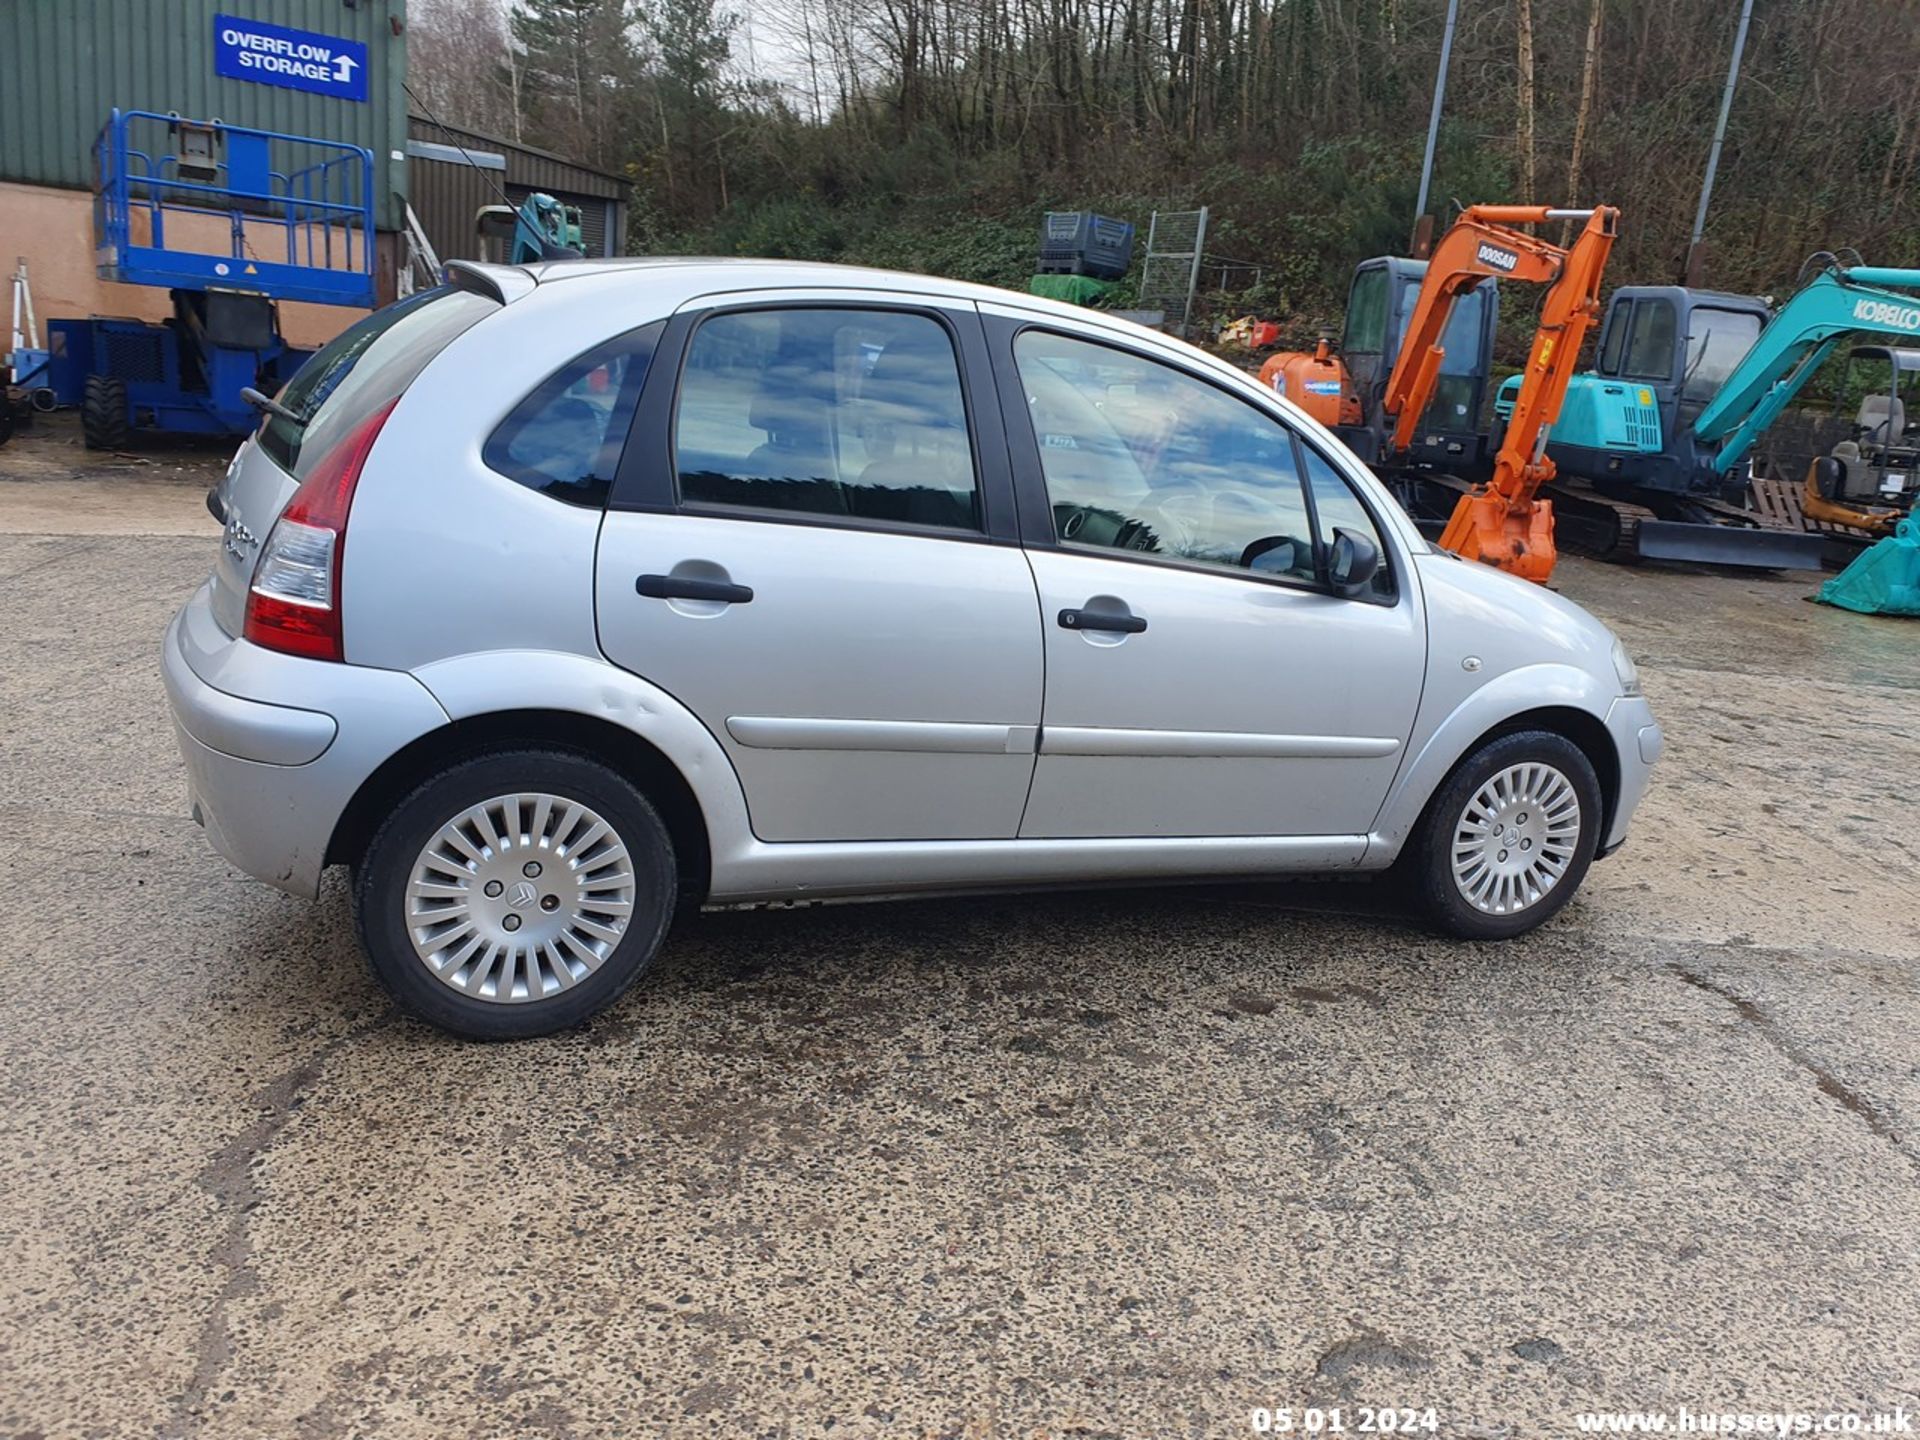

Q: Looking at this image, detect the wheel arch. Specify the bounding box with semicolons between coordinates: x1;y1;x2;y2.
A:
1471;705;1620;837
1369;666;1624;862
327;709;717;903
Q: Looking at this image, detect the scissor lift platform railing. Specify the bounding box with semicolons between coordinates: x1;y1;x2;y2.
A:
94;109;376;309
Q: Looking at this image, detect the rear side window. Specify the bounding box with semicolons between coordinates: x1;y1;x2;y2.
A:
260;285;495;477
484;322;660;507
674;307;981;532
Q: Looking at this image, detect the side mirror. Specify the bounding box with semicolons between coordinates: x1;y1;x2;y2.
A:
1328;527;1381;598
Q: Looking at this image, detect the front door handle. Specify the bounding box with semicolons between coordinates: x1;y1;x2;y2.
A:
1059;606;1146;634
637;573;754;604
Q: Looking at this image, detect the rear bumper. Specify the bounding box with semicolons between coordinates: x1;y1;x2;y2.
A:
1600;694;1663;857
163;581;449;898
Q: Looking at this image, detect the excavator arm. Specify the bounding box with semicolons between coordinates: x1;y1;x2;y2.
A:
1384;205;1620;583
1692;262;1920;478
1382;206;1590;454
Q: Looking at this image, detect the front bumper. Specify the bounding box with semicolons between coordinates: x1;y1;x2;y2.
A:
1599;694;1663;857
163;580;449;898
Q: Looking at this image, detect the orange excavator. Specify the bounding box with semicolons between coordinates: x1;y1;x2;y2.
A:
1261;204;1619;583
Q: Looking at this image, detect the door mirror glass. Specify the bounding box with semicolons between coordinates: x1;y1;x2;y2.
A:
1328;527;1381;598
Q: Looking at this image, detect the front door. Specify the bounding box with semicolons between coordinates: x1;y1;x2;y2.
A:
997;321;1426;839
596;297;1042;843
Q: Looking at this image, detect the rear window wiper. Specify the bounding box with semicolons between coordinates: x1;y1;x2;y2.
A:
240;386;302;425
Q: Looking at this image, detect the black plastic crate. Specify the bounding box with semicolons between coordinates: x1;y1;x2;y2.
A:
1036;212;1136;281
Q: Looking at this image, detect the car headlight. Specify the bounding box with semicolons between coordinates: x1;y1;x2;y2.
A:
1611;637;1642;696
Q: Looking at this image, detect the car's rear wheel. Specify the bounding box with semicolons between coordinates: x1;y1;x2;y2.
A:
354;750;677;1039
1409;730;1602;940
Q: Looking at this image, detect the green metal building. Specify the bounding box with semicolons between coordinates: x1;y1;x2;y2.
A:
0;0;411;229
0;0;629;343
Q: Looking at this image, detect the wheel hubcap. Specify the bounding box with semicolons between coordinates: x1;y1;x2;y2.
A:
405;793;636;1004
1450;762;1581;916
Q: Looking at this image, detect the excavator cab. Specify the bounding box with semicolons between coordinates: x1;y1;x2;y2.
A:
1529;285;1768;502
1338;257;1499;476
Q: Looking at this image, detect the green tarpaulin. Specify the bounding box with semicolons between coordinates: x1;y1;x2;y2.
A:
1027;274;1118;306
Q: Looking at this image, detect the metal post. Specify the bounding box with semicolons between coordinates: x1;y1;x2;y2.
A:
1184;207;1209;338
1685;0;1754;287
1412;0;1461;253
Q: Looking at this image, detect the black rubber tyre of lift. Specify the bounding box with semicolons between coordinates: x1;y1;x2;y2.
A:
81;374;131;451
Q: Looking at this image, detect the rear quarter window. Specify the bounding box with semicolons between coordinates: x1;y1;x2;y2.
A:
260;286;497;477
483;322;661;508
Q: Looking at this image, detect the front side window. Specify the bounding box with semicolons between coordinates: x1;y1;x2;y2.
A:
483;322;659;507
1599;304;1629;376
1014;330;1319;585
1343;268;1390;355
1302;445;1396;600
674;308;980;532
1623;299;1678;381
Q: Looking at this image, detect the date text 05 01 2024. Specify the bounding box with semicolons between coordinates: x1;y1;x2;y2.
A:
1251;1408;1441;1434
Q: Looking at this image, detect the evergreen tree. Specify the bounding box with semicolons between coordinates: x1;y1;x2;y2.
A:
510;0;637;168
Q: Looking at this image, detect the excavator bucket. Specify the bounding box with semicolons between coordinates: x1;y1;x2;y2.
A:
1817;518;1920;616
1437;491;1557;585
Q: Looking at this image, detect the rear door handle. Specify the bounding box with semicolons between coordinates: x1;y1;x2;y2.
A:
637;574;754;604
1058;607;1146;634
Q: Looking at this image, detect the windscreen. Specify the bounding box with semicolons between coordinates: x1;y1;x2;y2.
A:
1681;308;1764;404
259;286;497;478
1394;277;1491;428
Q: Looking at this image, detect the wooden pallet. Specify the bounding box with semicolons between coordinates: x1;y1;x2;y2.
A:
1749;475;1813;532
1750;474;1876;568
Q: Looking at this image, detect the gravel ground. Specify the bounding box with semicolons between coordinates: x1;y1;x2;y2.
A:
4;425;1918;1438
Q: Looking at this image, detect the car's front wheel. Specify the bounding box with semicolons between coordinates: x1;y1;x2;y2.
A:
354;749;677;1039
1409;730;1602;940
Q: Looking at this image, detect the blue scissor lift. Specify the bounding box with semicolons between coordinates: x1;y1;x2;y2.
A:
49;109;377;448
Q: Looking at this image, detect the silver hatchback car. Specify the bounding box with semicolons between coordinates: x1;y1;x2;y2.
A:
165;259;1662;1039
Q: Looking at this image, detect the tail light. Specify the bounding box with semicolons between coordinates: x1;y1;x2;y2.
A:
243;398;398;662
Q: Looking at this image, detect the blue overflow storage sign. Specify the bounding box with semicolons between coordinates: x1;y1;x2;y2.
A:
214;13;369;102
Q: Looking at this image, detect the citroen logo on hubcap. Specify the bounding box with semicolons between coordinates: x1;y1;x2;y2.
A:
506;880;538;909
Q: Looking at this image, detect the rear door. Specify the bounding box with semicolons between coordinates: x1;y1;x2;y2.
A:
595;292;1044;843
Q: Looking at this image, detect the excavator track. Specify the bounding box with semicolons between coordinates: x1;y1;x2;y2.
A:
1545;482;1652;561
1545;480;1825;569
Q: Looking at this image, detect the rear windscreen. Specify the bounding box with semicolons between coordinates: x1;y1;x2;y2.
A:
259;286;497;477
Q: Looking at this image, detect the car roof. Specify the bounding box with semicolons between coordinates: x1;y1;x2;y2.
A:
452;255;1154;334
493;255;1022;305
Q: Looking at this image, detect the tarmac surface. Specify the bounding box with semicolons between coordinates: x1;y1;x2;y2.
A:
4;423;1920;1438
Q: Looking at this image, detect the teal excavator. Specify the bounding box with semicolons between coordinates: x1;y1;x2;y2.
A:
1496;254;1920;569
477;193;585;263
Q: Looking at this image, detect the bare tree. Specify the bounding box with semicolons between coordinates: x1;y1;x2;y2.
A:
1514;0;1535;205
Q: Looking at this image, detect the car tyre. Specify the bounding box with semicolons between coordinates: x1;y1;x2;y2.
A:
1408;729;1602;941
354;749;678;1040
